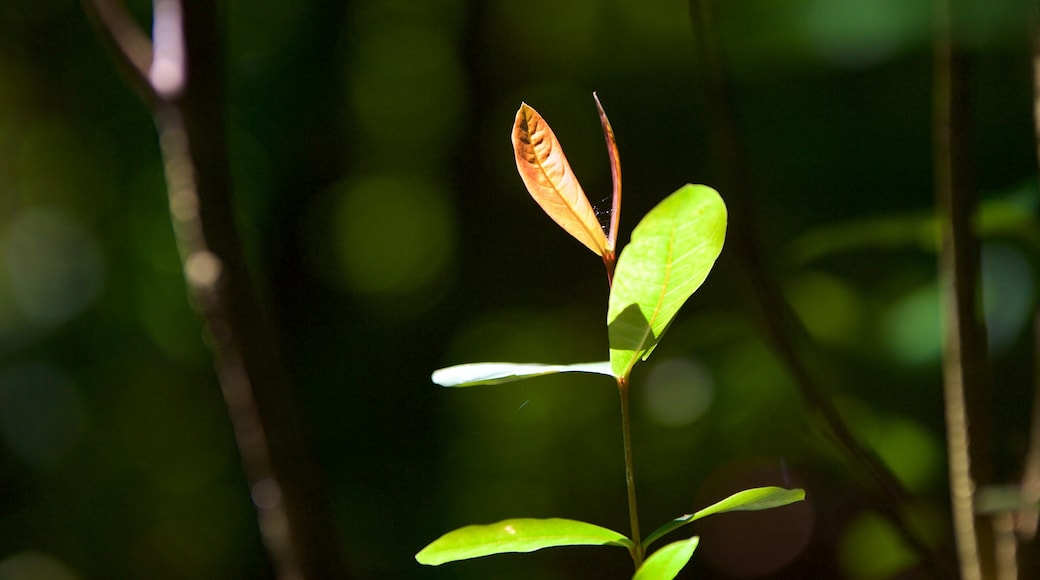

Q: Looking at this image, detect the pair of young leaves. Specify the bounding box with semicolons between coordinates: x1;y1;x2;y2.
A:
419;98;803;578
439;96;727;384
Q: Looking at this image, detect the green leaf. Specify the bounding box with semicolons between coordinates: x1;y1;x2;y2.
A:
642;487;805;549
415;518;633;566
633;536;700;580
608;184;727;378
432;362;615;387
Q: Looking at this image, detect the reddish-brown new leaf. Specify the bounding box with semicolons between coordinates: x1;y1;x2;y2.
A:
513;103;610;256
594;93;621;252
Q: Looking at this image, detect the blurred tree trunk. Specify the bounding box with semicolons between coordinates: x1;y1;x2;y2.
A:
82;1;347;578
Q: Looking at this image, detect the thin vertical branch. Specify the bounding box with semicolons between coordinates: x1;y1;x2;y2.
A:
933;0;994;578
81;1;346;578
1015;16;1040;576
687;0;952;576
1018;18;1040;543
1014;311;1040;577
994;511;1019;580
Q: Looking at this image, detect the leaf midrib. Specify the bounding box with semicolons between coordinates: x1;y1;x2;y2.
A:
623;220;677;377
522;109;604;247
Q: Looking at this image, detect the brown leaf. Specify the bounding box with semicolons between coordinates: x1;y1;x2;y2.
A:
594;93;621;252
512;103;609;256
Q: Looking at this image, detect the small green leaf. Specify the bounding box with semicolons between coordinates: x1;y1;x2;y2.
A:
432;362;615;387
415;518;633;566
633;536;700;580
642;487;805;549
608;184;727;378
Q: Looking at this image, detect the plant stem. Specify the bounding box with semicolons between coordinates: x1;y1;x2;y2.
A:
618;375;644;568
1017;17;1040;573
933;0;995;577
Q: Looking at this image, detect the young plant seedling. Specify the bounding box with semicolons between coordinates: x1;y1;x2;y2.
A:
416;95;805;579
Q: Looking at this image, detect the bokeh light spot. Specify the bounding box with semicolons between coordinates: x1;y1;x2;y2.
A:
487;0;600;72
0;551;79;580
881;282;940;365
331;176;456;299
641;358;714;427
801;0;927;67
184;250;222;289
864;416;942;493
136;276;206;363
346;25;465;151
838;511;918;579
3;207;104;325
981;243;1034;352
0;363;86;469
785;271;864;347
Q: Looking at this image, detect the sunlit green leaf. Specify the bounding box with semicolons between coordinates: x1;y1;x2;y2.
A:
431;362;615;387
633;536;699;580
608;184;727;378
415;518;633;566
642;487;804;549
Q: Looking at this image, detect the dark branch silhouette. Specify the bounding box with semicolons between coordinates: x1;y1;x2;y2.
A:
687;0;953;576
81;1;347;578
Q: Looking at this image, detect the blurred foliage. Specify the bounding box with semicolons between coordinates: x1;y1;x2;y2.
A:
0;0;1037;578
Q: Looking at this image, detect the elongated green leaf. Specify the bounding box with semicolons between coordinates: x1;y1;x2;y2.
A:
608;184;727;378
432;362;615;387
415;518;633;566
633;536;700;580
642;487;805;549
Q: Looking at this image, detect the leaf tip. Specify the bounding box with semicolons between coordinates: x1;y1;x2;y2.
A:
414;546;439;566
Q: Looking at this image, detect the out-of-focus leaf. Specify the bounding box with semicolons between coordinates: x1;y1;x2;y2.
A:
642;487;805;549
787;213;935;265
788;194;1038;265
632;536;700;580
431;361;615;387
513;103;610;256
608;184;727;378
415;518;633;566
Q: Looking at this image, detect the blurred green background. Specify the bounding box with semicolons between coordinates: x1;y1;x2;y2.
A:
1;0;1037;578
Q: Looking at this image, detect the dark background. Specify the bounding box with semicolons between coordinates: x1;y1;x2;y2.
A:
0;0;1037;578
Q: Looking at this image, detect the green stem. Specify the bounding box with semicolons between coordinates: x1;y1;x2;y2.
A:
618;375;644;568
